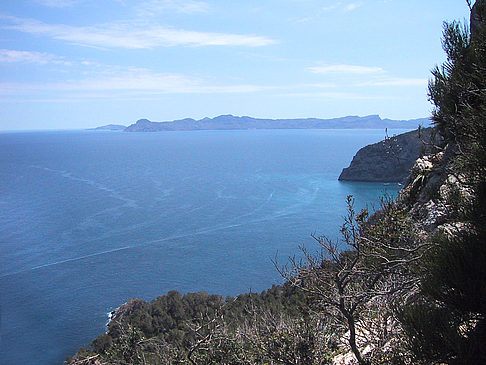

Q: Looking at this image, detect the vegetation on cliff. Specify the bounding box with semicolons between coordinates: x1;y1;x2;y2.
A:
398;1;486;361
67;284;336;364
67;2;486;364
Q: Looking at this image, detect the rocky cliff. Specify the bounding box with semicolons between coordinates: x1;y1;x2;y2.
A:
338;127;436;183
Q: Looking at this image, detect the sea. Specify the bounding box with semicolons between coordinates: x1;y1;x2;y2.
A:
0;129;405;364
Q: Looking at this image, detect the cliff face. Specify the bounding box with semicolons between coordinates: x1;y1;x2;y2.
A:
397;140;472;238
338;127;436;183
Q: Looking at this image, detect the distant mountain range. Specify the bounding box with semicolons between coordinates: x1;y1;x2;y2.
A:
124;115;431;132
92;115;431;132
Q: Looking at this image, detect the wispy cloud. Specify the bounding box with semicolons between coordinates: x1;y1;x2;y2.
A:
345;2;364;12
319;1;365;13
54;68;269;93
0;49;71;65
309;63;427;88
33;0;85;8
322;5;340;12
309;64;385;75
0;66;272;102
0;62;345;103
137;0;210;16
2;16;277;49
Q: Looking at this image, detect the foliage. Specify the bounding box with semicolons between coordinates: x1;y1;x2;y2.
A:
398;5;486;363
429;18;486;183
278;196;423;365
68;284;334;364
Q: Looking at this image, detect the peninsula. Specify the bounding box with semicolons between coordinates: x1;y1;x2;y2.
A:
339;127;437;183
88;124;126;131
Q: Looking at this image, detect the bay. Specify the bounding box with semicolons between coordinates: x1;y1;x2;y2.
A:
0;129;403;364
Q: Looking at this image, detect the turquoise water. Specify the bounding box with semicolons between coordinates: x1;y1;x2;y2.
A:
0;129;402;364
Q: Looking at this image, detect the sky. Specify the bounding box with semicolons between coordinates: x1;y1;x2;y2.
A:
0;0;472;130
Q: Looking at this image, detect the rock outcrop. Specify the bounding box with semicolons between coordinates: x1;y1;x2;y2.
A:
338;127;436;183
396;140;472;238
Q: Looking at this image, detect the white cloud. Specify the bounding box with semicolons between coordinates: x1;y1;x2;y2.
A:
137;0;210;16
0;66;272;102
2;16;276;48
319;2;364;13
345;2;363;11
0;49;70;65
322;4;340;12
308;63;427;89
60;69;198;92
309;64;385;75
33;0;85;7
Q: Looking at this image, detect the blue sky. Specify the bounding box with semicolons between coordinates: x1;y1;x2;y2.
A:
0;0;471;130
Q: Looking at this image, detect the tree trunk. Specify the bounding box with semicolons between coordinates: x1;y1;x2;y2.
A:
346;313;367;365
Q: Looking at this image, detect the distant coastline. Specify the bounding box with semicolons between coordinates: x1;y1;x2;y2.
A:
91;114;431;133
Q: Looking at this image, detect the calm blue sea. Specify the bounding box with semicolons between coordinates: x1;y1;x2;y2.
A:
0;129;404;364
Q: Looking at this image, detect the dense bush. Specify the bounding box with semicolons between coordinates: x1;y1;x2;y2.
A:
68;283;335;364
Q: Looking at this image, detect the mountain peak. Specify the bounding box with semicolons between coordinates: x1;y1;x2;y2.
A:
136;119;152;124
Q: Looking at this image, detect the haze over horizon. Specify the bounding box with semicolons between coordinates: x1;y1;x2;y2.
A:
0;1;470;131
